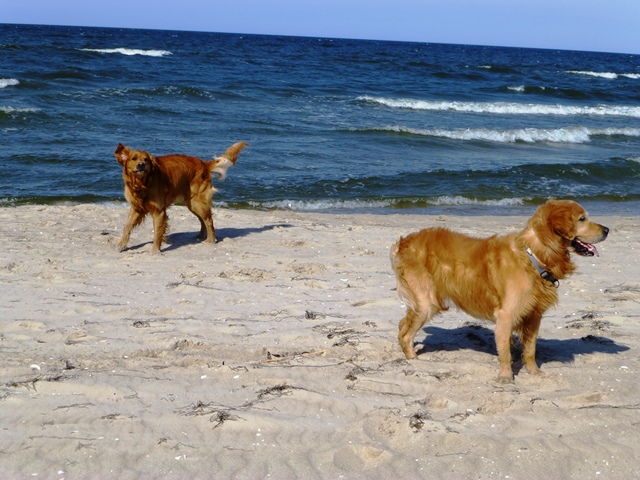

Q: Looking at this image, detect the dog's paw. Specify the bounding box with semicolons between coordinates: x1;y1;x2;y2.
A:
495;374;515;385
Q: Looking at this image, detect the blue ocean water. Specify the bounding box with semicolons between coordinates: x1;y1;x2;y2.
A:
2;23;640;215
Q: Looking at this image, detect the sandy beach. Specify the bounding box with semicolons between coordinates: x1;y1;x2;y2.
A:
1;203;638;479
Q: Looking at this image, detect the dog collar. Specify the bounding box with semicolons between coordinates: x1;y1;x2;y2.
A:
525;247;559;288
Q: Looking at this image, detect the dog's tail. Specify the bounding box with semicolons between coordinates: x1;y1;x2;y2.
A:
210;141;249;180
390;237;417;311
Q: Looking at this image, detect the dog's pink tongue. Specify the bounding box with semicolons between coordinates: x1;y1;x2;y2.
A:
584;240;599;257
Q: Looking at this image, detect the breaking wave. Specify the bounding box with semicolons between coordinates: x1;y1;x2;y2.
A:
360;125;640;144
0;78;19;88
357;96;640;118
567;70;640;80
232;196;525;212
81;48;172;57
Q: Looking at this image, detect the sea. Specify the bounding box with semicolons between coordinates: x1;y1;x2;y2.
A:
2;23;640;216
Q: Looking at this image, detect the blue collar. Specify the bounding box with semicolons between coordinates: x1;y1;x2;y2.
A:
525;247;559;287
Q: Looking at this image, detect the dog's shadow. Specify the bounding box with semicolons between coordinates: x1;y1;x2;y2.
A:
124;223;293;252
417;324;629;369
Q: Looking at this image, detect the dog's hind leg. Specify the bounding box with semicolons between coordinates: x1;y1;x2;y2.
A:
186;185;216;242
395;272;440;359
189;203;215;243
398;307;435;359
118;208;145;252
195;217;207;240
391;241;441;359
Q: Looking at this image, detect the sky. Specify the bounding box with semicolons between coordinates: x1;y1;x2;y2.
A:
4;0;640;55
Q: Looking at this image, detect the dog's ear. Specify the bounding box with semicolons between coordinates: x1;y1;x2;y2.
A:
146;153;159;171
115;143;130;165
529;200;574;243
546;201;577;240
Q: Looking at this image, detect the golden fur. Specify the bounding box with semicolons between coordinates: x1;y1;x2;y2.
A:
115;141;248;253
390;200;609;383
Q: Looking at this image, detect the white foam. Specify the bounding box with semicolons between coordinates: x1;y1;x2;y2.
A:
357;96;640;118
0;79;19;88
0;106;39;114
238;196;527;212
507;85;546;92
568;70;640;80
431;196;525;207
81;48;172;57
567;70;618;79
369;125;640;144
247;199;395;211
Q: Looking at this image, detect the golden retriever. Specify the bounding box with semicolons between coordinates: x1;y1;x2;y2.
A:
115;141;248;253
390;200;608;383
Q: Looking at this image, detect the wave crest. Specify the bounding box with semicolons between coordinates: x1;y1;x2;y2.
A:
81;48;172;57
357;96;640;118
363;125;640;144
231;196;525;212
430;196;524;207
0;106;39;114
568;70;640;80
0;78;19;88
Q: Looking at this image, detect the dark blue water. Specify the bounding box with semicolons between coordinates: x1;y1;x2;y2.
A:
2;23;640;215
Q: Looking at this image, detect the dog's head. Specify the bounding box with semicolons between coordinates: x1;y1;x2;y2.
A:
115;143;154;178
531;200;609;257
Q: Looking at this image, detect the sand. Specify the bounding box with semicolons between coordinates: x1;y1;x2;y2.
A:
1;204;639;479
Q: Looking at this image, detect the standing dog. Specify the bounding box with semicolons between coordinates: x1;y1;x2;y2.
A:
390;200;608;383
115;141;248;253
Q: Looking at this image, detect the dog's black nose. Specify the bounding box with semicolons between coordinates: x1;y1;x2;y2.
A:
137;162;146;169
603;226;610;237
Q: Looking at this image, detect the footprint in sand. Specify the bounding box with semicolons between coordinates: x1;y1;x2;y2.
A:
333;444;392;472
218;267;275;282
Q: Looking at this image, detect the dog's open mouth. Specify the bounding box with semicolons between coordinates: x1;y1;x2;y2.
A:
132;161;150;175
572;238;599;257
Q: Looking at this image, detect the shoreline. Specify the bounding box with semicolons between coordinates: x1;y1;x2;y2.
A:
1;204;639;478
2;197;640;217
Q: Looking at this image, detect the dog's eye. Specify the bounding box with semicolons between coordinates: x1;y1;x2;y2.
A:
579;216;586;221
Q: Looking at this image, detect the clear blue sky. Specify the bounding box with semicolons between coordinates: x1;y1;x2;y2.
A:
4;0;640;55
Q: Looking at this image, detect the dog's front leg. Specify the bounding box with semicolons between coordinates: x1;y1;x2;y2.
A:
119;208;145;252
494;310;515;383
520;312;543;376
151;210;169;253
